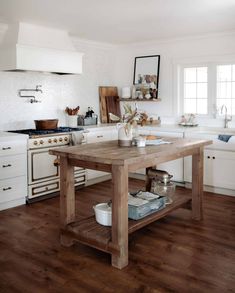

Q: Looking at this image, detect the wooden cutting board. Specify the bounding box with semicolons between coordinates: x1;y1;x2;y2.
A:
105;96;121;123
99;86;118;123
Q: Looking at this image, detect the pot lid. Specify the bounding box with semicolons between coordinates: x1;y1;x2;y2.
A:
94;203;112;213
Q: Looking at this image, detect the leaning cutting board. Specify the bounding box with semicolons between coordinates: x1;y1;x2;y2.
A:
99;86;118;123
105;96;121;123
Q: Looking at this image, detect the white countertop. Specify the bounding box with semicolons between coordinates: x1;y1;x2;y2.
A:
0;131;28;141
85;123;235;135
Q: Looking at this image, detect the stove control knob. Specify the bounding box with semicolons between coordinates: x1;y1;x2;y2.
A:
40;140;44;145
64;137;68;142
48;139;52;143
33;141;38;145
54;138;57;143
59;138;63;142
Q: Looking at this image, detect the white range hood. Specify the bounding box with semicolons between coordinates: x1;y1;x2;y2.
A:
0;22;83;74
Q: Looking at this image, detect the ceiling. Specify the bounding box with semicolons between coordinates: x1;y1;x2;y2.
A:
0;0;235;44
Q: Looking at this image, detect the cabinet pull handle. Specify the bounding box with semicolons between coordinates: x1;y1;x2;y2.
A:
212;156;215;159
2;147;11;150
97;135;103;138
3;187;12;191
2;164;12;168
207;156;210;159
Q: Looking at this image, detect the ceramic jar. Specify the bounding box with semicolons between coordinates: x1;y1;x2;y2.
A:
67;115;78;127
117;123;133;147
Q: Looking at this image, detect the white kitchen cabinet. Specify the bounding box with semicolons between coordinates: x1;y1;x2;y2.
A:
184;131;235;190
86;128;118;181
134;129;184;182
184;149;235;190
0;133;27;210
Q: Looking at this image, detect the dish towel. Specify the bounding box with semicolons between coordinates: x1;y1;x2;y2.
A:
218;134;232;143
71;131;83;145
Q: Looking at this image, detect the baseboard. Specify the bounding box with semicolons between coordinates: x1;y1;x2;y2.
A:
0;198;26;211
185;182;235;197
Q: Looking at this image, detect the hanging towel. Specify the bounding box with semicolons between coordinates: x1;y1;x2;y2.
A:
71;131;83;145
218;134;232;143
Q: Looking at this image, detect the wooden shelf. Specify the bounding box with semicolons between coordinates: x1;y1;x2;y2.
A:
119;98;161;102
63;193;191;254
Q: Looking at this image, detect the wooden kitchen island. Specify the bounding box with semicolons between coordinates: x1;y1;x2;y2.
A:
50;137;212;269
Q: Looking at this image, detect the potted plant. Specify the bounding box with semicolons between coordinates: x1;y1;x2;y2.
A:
109;103;148;147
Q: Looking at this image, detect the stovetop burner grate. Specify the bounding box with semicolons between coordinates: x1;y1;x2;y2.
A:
8;126;84;137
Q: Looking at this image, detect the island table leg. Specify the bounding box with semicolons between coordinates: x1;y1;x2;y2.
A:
192;147;204;220
59;156;75;246
111;164;129;269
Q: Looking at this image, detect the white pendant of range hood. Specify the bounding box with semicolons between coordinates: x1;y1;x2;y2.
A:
0;22;83;74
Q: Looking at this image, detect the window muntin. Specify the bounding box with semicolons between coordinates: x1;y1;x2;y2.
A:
183;67;208;114
217;64;235;116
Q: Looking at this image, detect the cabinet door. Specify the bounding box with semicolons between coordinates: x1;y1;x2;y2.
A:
147;131;184;182
86;128;117;180
205;150;235;189
184;150;235;190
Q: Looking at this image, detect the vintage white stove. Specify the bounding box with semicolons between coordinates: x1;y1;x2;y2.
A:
9;127;86;202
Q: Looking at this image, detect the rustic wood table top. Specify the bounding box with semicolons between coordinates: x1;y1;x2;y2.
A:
50;137;212;166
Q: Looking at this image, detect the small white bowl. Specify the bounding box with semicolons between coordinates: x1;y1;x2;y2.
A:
135;136;146;147
93;203;112;226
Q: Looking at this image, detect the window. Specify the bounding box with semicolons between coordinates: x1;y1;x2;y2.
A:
180;61;235;117
217;64;235;116
183;67;208;115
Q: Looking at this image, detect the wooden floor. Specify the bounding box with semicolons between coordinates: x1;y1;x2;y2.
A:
0;179;234;293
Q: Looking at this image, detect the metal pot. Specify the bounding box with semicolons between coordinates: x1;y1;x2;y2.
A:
34;119;58;130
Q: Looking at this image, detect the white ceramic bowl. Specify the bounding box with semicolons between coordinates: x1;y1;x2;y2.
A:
93;203;112;226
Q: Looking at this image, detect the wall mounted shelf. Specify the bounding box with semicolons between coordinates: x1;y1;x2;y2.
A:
119;98;161;102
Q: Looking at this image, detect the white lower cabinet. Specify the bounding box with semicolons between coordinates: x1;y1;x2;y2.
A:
0;134;27;210
184;149;235;190
86;128;117;181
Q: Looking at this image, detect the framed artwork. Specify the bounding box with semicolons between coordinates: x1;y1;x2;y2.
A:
133;55;160;99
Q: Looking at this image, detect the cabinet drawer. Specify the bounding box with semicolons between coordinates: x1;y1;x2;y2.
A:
87;130;117;143
0;154;27;179
0;176;27;203
0;140;27;156
29;181;60;198
74;174;86;186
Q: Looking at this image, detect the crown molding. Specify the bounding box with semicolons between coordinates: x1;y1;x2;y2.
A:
72;36;118;50
117;30;235;48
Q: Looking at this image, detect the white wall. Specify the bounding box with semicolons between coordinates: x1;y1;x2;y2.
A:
0;31;116;130
114;32;235;126
1;23;235;130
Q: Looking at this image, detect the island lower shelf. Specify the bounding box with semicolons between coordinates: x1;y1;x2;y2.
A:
62;193;191;255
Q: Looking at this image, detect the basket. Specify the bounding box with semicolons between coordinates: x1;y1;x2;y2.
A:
128;194;166;220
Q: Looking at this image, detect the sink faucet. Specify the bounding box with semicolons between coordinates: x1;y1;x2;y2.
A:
220;104;232;128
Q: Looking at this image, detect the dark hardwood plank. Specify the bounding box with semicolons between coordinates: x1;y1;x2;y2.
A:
0;179;234;292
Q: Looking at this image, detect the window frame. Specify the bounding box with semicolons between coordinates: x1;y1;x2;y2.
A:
177;59;235;118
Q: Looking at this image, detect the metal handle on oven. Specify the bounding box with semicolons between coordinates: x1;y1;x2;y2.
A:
2;147;11;150
53;158;60;167
3;187;12;191
2;164;12;168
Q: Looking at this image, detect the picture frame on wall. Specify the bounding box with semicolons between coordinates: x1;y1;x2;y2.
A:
133;55;160;99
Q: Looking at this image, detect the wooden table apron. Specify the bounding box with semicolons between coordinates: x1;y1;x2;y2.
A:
50;138;212;269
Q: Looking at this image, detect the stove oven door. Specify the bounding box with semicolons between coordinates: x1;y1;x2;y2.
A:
28;147;59;185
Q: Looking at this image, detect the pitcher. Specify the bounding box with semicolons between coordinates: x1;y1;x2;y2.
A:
116;123;133;147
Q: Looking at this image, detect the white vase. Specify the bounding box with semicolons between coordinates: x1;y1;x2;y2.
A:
67;115;78;127
116;123;133;147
